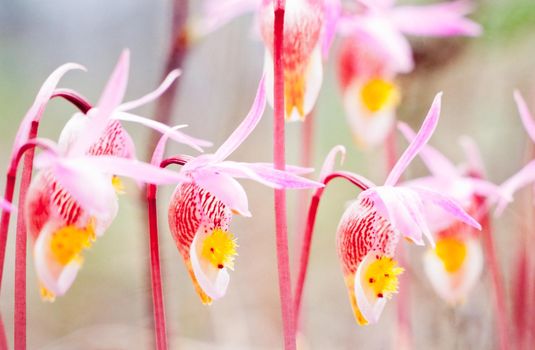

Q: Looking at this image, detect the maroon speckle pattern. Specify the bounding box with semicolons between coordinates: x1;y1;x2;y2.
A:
88;120;134;158
168;182;232;258
336;197;400;275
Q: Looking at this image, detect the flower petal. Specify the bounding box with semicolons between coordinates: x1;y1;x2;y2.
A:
0;198;13;213
11;63;86;160
117;69;181;112
114;111;211;152
69;50;130;156
189;225;230;300
319;145;346;182
412;187;481;231
213;75;266;161
33;222;81;296
496;160;535;215
354;252;388;325
397;121;458;178
322;0;341;58
194;170;251;217
385;93;442;186
151;125;187;166
391;0;482;37
209;161;324;189
514;90;535;143
194;0;260;37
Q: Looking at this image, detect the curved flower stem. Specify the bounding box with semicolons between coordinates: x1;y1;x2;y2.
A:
14;121;39;350
51;89;92;114
145;156;188;350
272;3;295;349
293;171;371;328
479;196;509;350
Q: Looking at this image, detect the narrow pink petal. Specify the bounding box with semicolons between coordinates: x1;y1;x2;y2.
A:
114;111;211;151
319;145;346;182
73;155;188;185
459;135;486;176
11;63;86;160
117;69;181;112
391;1;482;37
69;50;130;156
213;75;266;161
385;93;442;186
398;121;458;178
193;170;251;217
196;0;259;37
251;163;314;175
321;0;341;58
412;186;481;230
496;160;535;215
209;161;324;189
514;90;535;143
151;125;187;166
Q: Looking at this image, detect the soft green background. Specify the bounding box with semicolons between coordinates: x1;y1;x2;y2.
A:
0;0;534;349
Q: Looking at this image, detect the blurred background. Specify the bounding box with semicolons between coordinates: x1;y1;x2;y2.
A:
0;0;534;348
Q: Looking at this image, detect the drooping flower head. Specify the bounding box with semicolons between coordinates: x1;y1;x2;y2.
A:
161;76;323;304
336;93;481;325
21;51;205;300
337;30;400;147
398;125;503;304
259;0;325;121
334;0;481;148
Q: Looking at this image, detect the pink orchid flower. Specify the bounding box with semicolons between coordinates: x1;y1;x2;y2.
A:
336;93;481;325
399;126;504;304
337;30;400;148
497;91;535;213
21;51;202;300
338;0;482;73
157;76;323;304
199;0;337;121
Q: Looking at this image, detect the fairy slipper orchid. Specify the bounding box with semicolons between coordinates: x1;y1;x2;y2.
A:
161;76;323;304
497;91;535;213
398;125;504;304
337;31;400;148
21;51;194;300
338;0;482;73
336;93;481;325
259;0;325;121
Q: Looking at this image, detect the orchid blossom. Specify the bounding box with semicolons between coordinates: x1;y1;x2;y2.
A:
398;125;504;304
337;31;400;147
335;0;480;148
156;76;323;304
336;93;481;325
20;51;207;300
338;0;482;73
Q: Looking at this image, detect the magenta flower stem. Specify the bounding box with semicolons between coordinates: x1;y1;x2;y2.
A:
146;183;168;350
272;3;295;349
479;197;509;350
145;156;188;350
14;120;39;350
293;171;371;328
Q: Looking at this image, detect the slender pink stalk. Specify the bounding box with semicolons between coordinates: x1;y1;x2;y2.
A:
272;3;296;349
479;196;509;350
512;240;528;349
146;183;168;350
145;156;188;350
0;314;7;350
14;121;39;350
293;171;371;327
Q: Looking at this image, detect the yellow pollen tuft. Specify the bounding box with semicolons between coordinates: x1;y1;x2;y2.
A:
360;78;399;113
435;236;467;273
40;284;56;302
201;228;238;270
364;256;404;299
50;219;96;266
112;175;125;194
284;71;306;120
